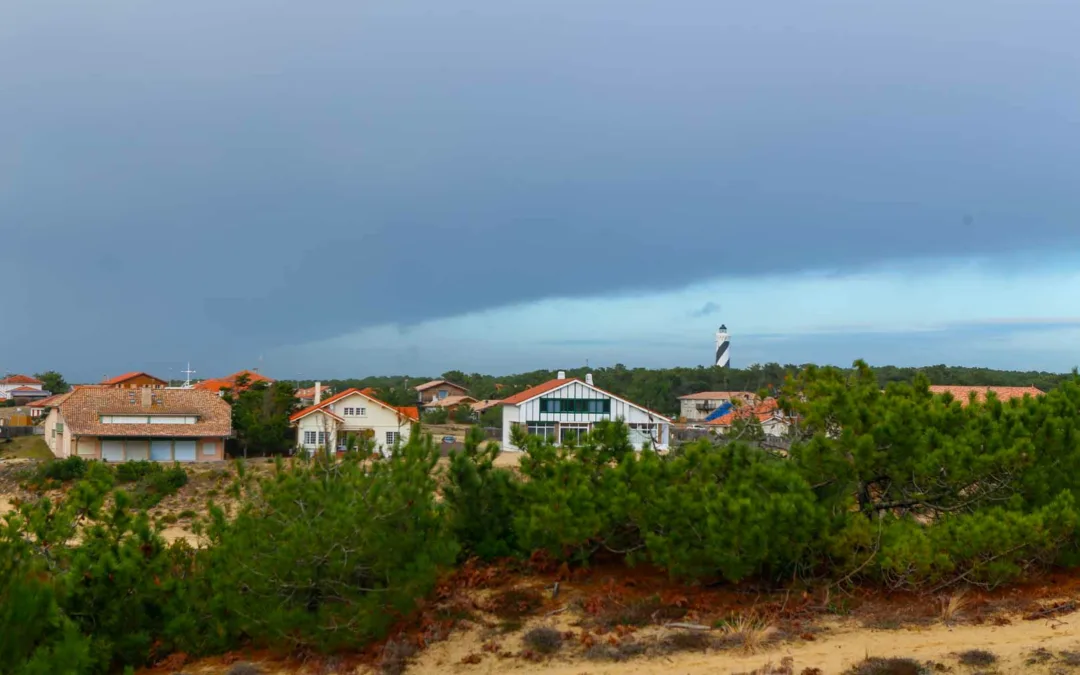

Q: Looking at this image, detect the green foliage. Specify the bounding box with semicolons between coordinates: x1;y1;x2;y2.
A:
226;381;298;458
422;407;449;424
194;435;458;652
444;427;519;559
452;404;473;424
114;460;159;483
39;456;89;482
33;370;70;395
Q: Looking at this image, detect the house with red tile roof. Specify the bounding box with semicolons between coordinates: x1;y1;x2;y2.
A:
289;387;419;456
415;380;470;406
928;385;1043;407
44;387;231;462
0;374;45;400
677;391;758;422
705;397;792;437
500;371;671;451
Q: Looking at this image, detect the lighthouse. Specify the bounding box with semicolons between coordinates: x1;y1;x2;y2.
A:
715;325;730;368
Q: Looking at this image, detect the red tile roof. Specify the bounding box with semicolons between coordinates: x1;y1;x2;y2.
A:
928;385;1043;406
10;386;43;392
707;398;781;426
194;370;275;393
57;387;232;438
0;374;43;385
100;372;167;386
289;388;418;423
500;379;577;405
29;393;66;408
295;385;333;400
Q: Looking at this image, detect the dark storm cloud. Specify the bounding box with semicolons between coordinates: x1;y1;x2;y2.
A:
690;302;722;319
3;0;1080;378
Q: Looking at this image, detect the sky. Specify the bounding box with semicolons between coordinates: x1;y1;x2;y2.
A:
2;1;1079;382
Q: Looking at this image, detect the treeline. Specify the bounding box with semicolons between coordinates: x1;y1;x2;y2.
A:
6;361;1080;673
308;362;1070;415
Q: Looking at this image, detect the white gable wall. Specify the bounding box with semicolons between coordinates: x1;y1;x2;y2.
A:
501;380;669;451
295;392;413;455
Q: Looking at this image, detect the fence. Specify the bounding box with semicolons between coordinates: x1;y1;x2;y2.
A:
0;425;40;439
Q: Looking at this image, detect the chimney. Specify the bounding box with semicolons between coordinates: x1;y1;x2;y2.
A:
585;373;594;386
315;381;322;404
141;388;152;408
557;370;566;379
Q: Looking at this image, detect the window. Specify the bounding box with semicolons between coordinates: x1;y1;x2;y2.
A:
386;431;400;446
303;431;317;445
342;407;366;416
438;390;449;399
560;423;590;445
525;421;556;441
343;407;352;416
317;431;327;445
538;398;611;414
56;422;64;433
359;407;366;416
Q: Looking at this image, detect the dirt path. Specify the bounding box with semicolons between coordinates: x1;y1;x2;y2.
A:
408;616;1080;674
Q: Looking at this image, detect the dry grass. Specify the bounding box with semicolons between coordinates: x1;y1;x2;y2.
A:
722;614;775;654
939;589;969;624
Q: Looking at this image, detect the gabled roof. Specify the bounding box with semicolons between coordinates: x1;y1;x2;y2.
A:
29;393;66;408
101;371;168;386
678;391;756;401
500;379;577;405
57;387;232;437
1;374;43;385
10;386;46;392
295;385;333;400
928;385;1043;406
415;379;468;392
500;378;671;422
289;388;419;424
470;399;503;414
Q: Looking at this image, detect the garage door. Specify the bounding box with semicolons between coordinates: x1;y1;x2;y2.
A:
102;440;124;462
174;440;197;462
126;441;149;461
150;440;172;461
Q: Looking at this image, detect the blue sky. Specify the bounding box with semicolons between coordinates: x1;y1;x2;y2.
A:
2;1;1079;381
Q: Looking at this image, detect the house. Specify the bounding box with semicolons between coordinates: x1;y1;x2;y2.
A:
415;380;470;406
928;385;1043;407
3;386;52;402
290;388;420;455
0;374;45;400
43;387;230;462
194;370;275;396
101;372;168;389
501;371;671;451
677;391;757;422
295;383;333;406
470;399;503;415
706;398;791;437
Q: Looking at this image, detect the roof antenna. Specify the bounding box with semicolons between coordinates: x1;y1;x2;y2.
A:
181;362;196;389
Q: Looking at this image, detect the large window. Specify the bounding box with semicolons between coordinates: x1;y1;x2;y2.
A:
303;431;317;445
386;431;400;446
538;398;611;414
560;423;590;445
526;421;556;441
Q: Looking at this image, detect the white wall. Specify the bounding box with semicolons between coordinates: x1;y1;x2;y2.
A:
295;392;414;455
43;408;62;457
502;381;669;451
0;382;44;399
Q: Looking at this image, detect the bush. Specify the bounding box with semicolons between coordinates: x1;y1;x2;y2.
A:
194;437;458;652
39;456;88;482
114;460;159;483
444;427;520;559
522;627;563;655
129;466;189;509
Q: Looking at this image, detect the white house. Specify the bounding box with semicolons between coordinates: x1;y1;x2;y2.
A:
0;374;46;400
500;372;671;451
290;387;420;455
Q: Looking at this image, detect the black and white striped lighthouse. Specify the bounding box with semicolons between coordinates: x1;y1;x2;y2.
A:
715;325;730;368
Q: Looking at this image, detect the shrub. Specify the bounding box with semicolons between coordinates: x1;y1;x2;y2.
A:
194;437;458;652
114;460;159;483
522;627;563;655
39;456;88;482
130;466;189;509
444;427;520;559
